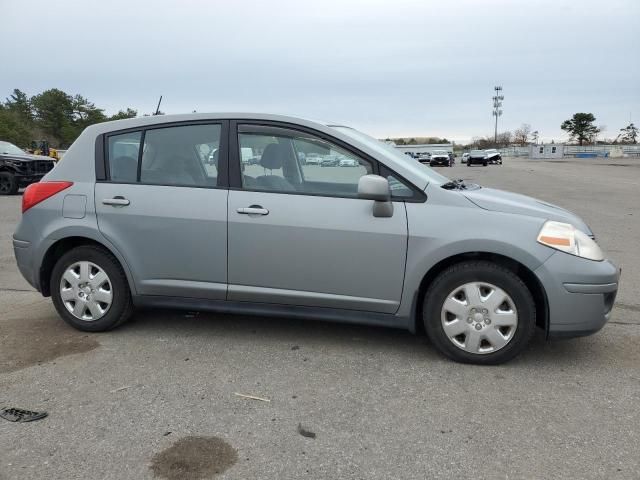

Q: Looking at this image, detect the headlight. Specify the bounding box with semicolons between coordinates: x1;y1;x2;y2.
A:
537;221;604;261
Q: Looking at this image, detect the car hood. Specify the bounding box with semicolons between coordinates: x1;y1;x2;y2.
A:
0;153;54;162
431;154;449;159
463;187;592;235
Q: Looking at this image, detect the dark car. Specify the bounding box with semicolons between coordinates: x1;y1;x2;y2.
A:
0;141;56;194
429;150;452;167
467;149;488;167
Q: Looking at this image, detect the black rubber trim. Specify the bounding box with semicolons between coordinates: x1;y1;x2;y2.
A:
95;134;106;181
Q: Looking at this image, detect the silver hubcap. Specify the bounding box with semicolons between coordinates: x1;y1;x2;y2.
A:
441;282;518;354
60;261;113;321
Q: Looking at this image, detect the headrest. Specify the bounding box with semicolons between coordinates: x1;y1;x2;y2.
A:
260;143;286;170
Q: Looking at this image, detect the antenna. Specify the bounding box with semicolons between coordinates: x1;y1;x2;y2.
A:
154;96;163;116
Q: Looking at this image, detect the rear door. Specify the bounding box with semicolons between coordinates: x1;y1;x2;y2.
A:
95;121;229;300
226;123;409;314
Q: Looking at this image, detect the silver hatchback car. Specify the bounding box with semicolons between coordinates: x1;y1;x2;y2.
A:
13;113;620;364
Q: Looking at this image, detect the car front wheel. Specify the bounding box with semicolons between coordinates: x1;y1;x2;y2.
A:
423;261;536;364
0;172;18;195
51;245;133;332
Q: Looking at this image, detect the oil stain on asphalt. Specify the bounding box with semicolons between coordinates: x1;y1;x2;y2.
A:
0;308;99;374
150;436;238;480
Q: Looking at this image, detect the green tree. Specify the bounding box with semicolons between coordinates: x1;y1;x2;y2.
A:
109;108;138;121
31;88;74;143
0;106;33;146
619;122;638;144
561;113;600;145
4;89;33;122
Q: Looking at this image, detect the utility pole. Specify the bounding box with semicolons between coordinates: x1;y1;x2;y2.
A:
492;86;504;146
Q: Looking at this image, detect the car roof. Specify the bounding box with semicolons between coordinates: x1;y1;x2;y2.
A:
86;112;333;136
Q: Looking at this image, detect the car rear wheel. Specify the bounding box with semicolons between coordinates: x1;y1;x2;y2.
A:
483;161;488;166
51;245;133;332
423;261;536;364
0;172;18;195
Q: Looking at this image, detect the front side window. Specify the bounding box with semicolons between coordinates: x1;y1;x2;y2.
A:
107;131;141;183
238;129;372;197
140;124;221;187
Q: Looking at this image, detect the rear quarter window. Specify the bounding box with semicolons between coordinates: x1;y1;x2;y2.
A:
107;132;141;183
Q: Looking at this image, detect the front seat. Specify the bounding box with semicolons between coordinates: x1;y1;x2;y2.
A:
256;143;296;192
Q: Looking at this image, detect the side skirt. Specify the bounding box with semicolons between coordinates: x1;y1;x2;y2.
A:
133;295;411;331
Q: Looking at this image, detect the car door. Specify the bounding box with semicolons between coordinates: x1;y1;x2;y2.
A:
226;122;408;314
95;121;229;300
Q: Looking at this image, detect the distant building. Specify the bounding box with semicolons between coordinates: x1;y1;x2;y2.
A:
393;143;454;156
529;143;563;159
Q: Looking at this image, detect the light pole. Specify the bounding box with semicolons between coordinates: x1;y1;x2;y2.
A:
492;86;504;146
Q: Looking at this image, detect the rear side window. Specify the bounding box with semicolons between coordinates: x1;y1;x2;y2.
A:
107;132;141;183
140;124;221;187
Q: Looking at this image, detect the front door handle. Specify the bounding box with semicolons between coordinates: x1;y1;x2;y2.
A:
102;196;130;206
237;205;269;216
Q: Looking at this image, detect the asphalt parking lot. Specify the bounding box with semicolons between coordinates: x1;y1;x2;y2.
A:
1;156;639;480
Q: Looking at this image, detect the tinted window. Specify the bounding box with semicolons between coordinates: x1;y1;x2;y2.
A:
108;131;141;183
140;124;221;187
238;129;372;197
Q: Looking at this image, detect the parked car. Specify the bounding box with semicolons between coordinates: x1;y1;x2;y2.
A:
485;149;503;165
467;149;488;166
461;153;470;163
429;150;452;167
416;153;431;164
13;113;619;365
0;140;56;195
304;154;323;165
320;155;340;167
339;157;359;167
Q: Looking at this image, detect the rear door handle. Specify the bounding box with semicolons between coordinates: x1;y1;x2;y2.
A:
237;205;269;216
102;196;130;206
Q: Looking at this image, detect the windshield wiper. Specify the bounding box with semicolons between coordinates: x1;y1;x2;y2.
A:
441;179;467;190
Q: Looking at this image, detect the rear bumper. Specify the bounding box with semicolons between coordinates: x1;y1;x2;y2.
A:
535;252;620;338
12;237;39;290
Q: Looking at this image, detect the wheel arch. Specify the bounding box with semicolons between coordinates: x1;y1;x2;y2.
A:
413;251;549;335
39;235;136;297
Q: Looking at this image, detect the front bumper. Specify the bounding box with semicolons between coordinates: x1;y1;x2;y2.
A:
535;251;620;338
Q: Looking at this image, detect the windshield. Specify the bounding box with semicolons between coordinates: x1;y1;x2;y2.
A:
330;126;450;185
432;150;448;155
0;141;25;155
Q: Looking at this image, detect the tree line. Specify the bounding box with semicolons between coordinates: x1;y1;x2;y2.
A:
0;88;139;148
470;114;637;149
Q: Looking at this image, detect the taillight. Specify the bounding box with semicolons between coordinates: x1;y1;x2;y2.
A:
22;181;73;213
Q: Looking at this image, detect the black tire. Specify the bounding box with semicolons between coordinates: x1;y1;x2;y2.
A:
0;172;18;195
51;245;133;332
483;161;488;166
466;161;471;167
423;261;536;365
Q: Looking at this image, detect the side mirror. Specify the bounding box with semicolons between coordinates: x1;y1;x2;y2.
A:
358;175;390;201
358;175;393;218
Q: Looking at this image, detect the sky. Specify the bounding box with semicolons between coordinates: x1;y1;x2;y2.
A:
1;0;639;143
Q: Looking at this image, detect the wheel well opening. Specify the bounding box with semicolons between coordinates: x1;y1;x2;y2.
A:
39;237;105;297
414;252;548;336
